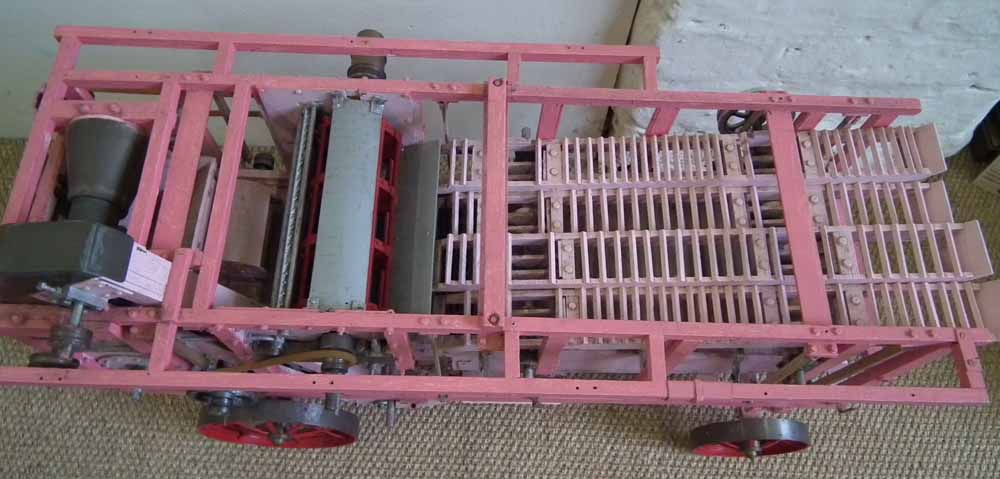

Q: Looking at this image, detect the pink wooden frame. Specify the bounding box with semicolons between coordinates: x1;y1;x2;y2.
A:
0;26;992;410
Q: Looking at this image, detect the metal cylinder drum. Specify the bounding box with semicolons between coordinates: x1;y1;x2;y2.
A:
347;29;387;79
64;115;148;226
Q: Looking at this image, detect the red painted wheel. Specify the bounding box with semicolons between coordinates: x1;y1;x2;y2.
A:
197;397;359;449
691;417;810;459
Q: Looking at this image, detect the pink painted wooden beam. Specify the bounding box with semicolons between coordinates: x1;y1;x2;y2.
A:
192;83;252;310
840;345;952;386
150;90;213;251
54;26;658;65
953;332;987;389
766;111;833;329
793;111;825;131
803;343;869;382
127;81;181;246
385;331;416;374
510;87;921;116
646;107;678;136
27;135;64;222
0;367;988;407
2;36;81;225
479;79;509;327
536;103;563;140
536;335;570;376
862;114;897;129
148;248;194;371
662;340;699;374
640;334;667;383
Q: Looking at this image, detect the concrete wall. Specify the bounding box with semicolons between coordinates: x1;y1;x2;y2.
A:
615;0;1000;155
0;0;636;144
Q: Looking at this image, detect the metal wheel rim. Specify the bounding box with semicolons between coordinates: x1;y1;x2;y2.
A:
691;417;810;458
198;398;359;448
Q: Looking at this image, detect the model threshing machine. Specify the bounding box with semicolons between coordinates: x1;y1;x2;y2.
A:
0;26;996;458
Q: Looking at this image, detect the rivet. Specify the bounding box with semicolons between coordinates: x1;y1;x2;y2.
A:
734;198;745;206
836;236;849;246
725;143;735;152
765;297;777;306
108;103;122;114
801;139;812;148
548;148;558;158
561;243;572;252
808;195;821;204
728;161;740;170
804;160;815;167
849;295;862;305
757;259;769;269
492;79;504;87
552;202;562;209
813;215;824;223
552;220;562;228
78;104;92;114
549;168;560;176
737;218;748;226
562;264;574;273
567;301;579;310
841;259;854;268
810;327;820;335
754;238;765;247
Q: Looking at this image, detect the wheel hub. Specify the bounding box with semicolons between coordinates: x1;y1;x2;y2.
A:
197;397;360;448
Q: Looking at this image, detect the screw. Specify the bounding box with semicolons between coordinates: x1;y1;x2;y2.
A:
383;400;398;429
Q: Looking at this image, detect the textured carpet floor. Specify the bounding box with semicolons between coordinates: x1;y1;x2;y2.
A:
0;138;997;478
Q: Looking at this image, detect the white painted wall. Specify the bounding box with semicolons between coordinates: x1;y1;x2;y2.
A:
0;0;637;144
615;0;1000;155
